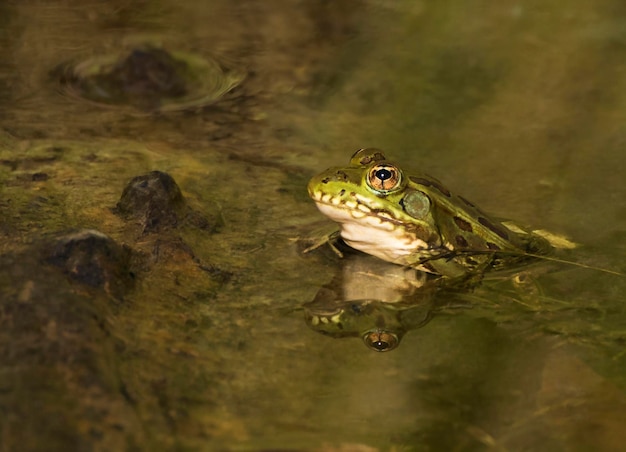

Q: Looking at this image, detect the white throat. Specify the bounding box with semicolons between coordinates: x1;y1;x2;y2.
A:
314;202;428;264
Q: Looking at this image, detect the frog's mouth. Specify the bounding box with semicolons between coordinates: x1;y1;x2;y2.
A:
310;190;431;263
309;188;400;224
309;189;407;234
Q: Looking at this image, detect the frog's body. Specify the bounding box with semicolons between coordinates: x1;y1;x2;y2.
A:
308;148;557;277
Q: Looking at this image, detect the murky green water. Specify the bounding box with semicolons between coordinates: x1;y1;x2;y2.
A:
1;1;626;451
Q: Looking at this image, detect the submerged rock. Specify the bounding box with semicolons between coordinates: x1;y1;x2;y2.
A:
53;44;245;112
115;170;218;233
43;229;134;299
0;249;141;450
115;171;185;232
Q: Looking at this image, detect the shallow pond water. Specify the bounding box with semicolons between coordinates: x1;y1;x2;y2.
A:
1;1;626;451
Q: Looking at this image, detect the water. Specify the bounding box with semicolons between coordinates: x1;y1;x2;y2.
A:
1;1;625;451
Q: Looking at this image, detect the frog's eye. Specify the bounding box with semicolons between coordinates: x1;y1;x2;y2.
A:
362;329;399;352
366;164;402;193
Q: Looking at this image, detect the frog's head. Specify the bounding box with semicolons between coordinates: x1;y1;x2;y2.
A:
303;299;404;352
307;148;441;264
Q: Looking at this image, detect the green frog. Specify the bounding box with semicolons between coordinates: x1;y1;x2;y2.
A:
307;148;568;278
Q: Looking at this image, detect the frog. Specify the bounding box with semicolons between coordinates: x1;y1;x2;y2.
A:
307;148;567;278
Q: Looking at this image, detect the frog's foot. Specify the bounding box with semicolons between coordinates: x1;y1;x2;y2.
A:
531;229;578;250
295;230;344;257
501;221;578;251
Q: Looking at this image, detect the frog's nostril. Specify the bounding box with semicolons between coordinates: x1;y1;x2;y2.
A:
335;171;348;181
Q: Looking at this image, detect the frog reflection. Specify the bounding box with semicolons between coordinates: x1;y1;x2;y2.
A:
303;251;474;352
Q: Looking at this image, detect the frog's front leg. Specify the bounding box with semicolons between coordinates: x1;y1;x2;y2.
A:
301;230;344;257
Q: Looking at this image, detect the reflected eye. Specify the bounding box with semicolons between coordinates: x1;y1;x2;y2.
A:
363;330;399;352
367;164;402;192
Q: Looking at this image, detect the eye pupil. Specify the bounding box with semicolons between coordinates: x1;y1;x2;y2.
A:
376;169;393;181
363;330;399;352
371;340;389;351
367;164;402;192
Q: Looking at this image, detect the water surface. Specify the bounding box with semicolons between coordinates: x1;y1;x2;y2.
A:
1;1;625;451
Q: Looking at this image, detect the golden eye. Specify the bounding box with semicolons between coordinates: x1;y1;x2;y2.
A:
367;164;402;192
362;330;399;352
